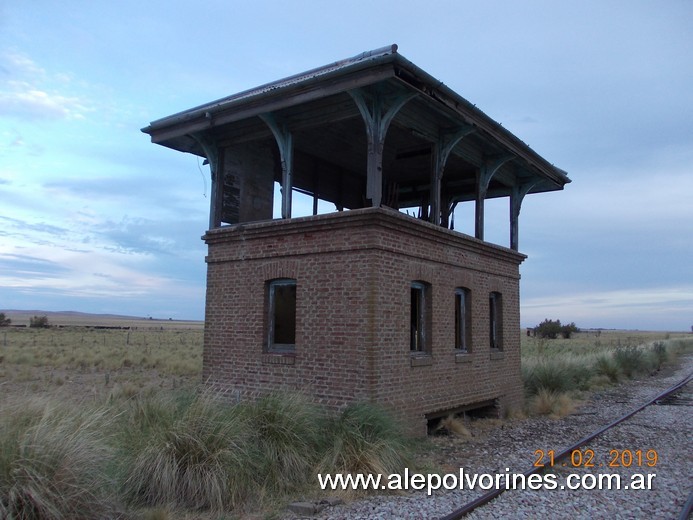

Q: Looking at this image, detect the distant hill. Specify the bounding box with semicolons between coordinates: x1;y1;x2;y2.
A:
0;310;203;329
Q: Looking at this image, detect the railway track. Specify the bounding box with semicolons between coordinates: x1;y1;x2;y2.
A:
440;372;693;520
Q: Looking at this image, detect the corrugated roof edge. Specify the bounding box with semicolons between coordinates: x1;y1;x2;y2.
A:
143;44;399;132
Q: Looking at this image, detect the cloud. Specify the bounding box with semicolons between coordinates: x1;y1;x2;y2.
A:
0;252;70;279
0;51;44;78
0;51;91;121
0;84;89;120
0;215;69;237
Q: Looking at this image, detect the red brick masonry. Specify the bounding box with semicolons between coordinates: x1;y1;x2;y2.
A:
202;208;525;435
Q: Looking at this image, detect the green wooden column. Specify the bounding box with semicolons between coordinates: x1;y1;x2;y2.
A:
431;125;475;226
475;154;514;240
260;113;294;219
349;87;416;208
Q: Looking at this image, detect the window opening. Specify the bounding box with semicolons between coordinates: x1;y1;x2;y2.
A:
268;279;296;351
455;287;472;352
410;282;430;352
489;291;503;350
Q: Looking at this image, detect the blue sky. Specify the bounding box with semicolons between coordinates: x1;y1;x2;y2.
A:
1;1;691;330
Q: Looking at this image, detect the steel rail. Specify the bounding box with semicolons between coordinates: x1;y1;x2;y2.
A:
439;372;693;520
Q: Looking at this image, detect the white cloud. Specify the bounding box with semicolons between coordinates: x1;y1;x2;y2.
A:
0;85;88;120
0;52;92;120
0;51;45;78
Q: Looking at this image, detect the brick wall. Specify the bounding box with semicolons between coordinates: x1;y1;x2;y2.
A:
202;208;525;435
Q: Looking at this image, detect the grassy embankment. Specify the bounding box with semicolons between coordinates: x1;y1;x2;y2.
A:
0;325;408;518
1;325;691;518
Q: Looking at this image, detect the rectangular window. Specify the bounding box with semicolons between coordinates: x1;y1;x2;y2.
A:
268;279;296;352
410;282;430;353
455;287;472;352
489;291;503;350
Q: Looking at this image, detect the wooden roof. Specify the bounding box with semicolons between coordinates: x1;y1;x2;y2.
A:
143;44;569;214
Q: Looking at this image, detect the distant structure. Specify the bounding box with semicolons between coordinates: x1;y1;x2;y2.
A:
143;45;570;434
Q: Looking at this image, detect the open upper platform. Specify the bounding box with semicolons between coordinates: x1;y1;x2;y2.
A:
142;44;569;250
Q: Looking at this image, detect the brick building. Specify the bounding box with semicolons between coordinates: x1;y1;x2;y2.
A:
143;45;569;434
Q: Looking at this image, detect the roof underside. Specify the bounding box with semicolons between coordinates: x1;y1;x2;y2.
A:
143;45;569;210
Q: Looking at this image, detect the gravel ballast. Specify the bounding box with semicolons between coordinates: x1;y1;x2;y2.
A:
286;354;692;519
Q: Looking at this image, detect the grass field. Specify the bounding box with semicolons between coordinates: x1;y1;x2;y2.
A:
1;317;691;519
520;329;692;416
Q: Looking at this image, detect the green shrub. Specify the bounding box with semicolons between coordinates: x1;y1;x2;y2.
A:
533;319;580;339
522;359;576;395
319;402;410;478
650;341;668;369
122;393;256;512
561;322;579;339
534;319;563;339
29;315;50;328
242;393;322;494
595;354;621;383
0;399;117;519
613;346;648;377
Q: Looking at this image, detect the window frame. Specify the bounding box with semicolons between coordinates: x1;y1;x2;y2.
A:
455;287;472;352
410;281;431;354
267;278;297;353
489;291;503;350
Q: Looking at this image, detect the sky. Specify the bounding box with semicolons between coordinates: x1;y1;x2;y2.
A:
1;0;691;330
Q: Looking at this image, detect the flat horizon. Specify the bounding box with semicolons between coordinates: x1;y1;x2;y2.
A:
1;308;688;333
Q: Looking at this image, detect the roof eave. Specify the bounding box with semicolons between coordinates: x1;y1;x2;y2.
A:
389;54;570;188
141;45;400;137
142;45;570;190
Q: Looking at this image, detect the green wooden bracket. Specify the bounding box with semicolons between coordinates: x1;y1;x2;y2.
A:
349;87;417;207
479;153;515;192
190;132;221;229
432;125;476;225
510;178;536;250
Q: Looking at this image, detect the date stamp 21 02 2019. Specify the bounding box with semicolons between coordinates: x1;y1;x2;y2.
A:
533;448;659;469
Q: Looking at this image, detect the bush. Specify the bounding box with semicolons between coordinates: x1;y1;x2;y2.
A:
319;402;410;479
0;399;117;519
29;315;50;328
595;354;621;383
534;319;563;339
122;393;256;512
522;358;576;395
561;322;579;339
242;393;322;495
534;319;580;339
0;313;10;327
650;341;668;370
613;346;647;377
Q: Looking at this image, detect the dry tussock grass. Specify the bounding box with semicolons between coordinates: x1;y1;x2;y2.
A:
531;389;577;418
435;415;472;438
